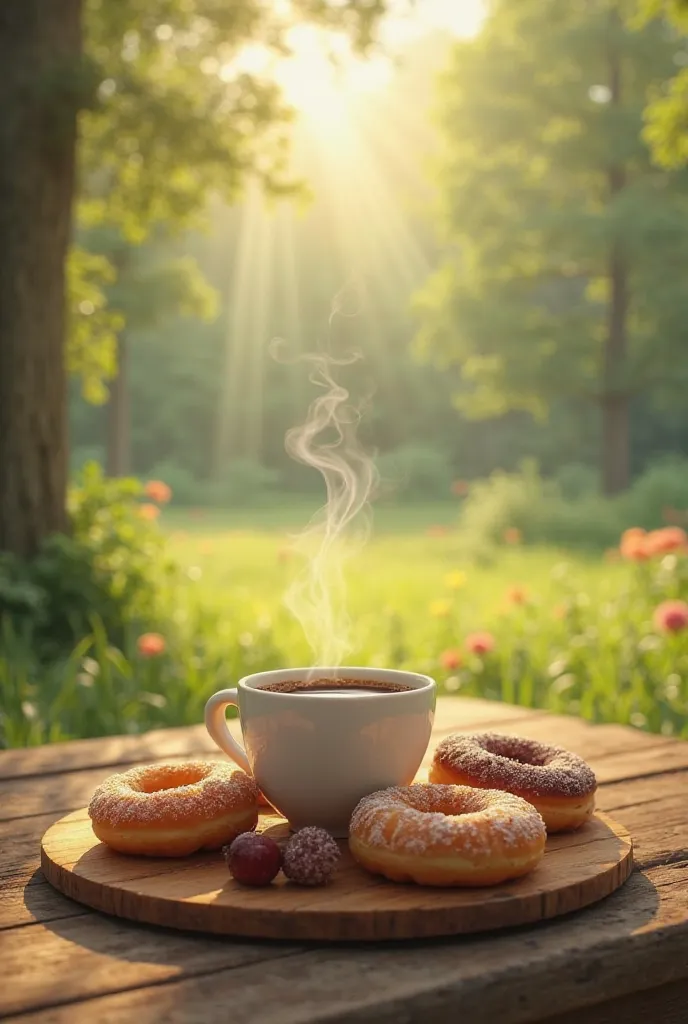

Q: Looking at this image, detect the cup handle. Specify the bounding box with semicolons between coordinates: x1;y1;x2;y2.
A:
204;688;251;775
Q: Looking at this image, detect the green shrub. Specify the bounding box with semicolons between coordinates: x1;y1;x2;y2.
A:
624;457;688;528
554;462;598;501
0;463;176;656
147;459;200;506
204;458;281;507
377;443;453;500
459;460;548;542
458;461;620;550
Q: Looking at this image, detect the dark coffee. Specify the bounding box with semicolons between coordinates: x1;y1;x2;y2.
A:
259;677;412;696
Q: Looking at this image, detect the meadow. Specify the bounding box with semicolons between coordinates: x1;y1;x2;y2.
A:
3;497;686;749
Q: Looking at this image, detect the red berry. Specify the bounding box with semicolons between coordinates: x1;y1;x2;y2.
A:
224;832;282;886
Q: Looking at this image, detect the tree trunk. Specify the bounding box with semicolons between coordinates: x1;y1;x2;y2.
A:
601;13;630;496
0;0;81;557
106;334;130;476
601;243;630;495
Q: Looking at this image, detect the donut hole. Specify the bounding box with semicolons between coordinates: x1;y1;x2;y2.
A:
480;737;549;767
504;750;545;766
137;765;209;793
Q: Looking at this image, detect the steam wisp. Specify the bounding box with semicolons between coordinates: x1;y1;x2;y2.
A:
278;299;378;667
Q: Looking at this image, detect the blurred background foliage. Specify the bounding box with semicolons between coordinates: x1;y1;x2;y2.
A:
67;1;688;504
4;0;688;746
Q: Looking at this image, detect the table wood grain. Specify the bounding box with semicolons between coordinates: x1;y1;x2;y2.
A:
1;697;687;1024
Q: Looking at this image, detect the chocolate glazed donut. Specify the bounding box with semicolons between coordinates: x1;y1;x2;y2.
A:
430;733;597;832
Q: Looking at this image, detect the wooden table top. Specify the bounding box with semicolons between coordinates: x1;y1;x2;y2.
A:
1;697;687;1024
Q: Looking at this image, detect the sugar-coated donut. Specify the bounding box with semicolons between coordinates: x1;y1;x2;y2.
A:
88;761;259;856
430;733;596;833
349;783;546;886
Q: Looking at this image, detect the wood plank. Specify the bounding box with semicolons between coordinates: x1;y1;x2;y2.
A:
0;915;305;1019
598;775;688;870
1;866;685;1023
0;880;84;931
3;713;685;825
2;766;686;932
0;725;215;781
539;978;688;1024
1;773;686;1015
0;770;681;932
0;698;546;781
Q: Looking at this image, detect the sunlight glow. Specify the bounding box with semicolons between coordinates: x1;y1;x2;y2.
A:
223;2;485;123
276;25;393;122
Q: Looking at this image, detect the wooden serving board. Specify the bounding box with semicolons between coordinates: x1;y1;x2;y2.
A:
41;809;633;942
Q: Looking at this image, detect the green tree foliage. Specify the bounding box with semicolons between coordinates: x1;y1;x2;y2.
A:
79;0;384;239
415;0;688;493
640;0;688;165
69;0;386;462
67;247;123;404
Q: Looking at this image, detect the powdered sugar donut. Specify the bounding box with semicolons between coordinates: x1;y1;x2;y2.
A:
430;733;596;833
349;783;545;886
88;761;258;856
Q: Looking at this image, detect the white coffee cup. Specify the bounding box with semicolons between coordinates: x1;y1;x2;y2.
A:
204;667;436;836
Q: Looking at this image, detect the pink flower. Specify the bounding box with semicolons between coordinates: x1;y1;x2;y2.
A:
465;631;495;655
653;600;688;634
440;648;463;670
646;527;687;556
137;633;166;657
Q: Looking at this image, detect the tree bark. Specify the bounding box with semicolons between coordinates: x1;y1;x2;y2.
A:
0;0;82;556
601;13;630;496
106;334;130;476
602;245;630;495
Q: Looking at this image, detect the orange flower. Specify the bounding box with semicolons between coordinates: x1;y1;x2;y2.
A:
653;600;688;634
506;585;528;605
503;527;522;545
451;479;470;497
427;525;450;538
646;527;687;556
552;603;569;620
137;632;166;657
144;480;172;504
440;648;463;670
465;631;495;655
620;528;649;561
277;546;293;563
139;503;160;521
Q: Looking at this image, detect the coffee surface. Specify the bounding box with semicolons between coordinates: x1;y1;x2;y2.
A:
258;677;412;696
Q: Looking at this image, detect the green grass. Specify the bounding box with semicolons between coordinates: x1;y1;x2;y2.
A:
2;501;687;746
